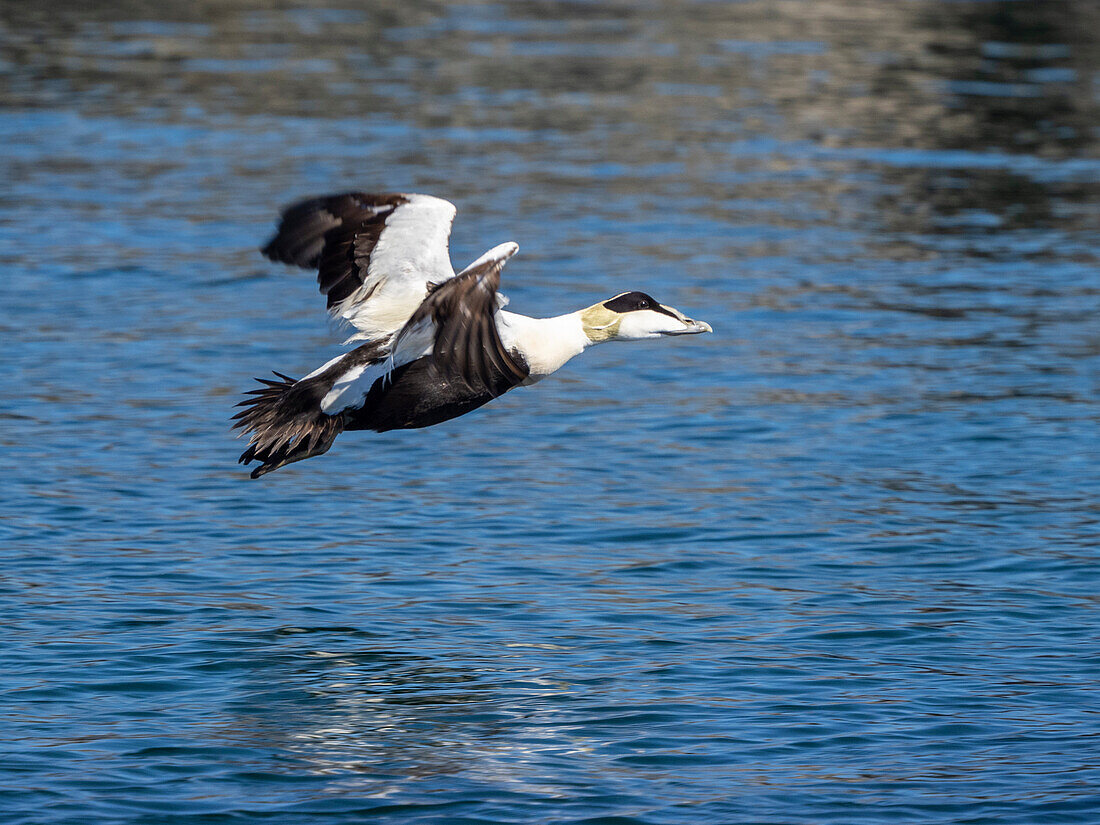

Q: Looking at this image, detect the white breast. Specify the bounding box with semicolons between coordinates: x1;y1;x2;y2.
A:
496;310;590;382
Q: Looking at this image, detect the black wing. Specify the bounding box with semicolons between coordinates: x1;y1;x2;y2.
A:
397;242;528;397
261;192;458;339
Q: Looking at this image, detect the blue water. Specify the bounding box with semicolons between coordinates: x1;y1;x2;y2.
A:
3;2;1099;823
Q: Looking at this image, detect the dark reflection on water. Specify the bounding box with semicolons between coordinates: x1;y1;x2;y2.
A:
3;1;1100;823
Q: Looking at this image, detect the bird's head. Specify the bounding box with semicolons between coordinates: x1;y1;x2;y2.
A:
580;291;712;343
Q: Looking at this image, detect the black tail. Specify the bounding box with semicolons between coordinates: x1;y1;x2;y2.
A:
232;371;345;478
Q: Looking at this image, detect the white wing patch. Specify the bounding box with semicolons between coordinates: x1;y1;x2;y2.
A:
320;361;385;413
367;195;457;286
340;195;458;342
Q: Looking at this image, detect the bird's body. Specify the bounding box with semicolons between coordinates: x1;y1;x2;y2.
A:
235;192;711;477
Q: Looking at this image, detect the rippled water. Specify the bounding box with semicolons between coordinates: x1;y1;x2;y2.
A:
3;2;1100;822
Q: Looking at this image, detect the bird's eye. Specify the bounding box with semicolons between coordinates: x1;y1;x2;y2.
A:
638;299;649;309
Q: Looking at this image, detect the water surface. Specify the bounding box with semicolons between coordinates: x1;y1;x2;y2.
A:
3;2;1099;823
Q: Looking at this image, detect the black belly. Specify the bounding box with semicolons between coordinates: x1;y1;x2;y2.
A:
344;357;513;432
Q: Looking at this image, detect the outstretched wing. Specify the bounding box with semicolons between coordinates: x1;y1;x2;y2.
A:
262;192;457;341
390;241;528;397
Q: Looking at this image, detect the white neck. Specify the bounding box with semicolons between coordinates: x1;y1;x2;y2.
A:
497;310;592;381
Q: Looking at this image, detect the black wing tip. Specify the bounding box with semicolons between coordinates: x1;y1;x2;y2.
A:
260;238;289;264
261;234;323;269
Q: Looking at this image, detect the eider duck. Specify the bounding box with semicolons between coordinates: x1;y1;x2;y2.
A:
234;192;711;478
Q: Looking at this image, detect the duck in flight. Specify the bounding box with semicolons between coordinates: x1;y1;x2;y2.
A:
234;192;712;478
